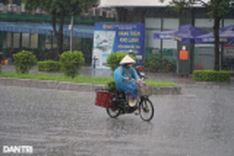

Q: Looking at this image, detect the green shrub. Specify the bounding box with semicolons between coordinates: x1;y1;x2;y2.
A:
144;54;176;73
13;50;37;74
106;52;135;71
107;81;118;93
37;60;61;72
0;64;2;73
59;50;85;78
192;70;231;82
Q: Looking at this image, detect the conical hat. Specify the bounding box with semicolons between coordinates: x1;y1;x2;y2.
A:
119;55;136;64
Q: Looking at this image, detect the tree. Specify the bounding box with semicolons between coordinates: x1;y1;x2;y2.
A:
23;0;97;60
159;0;234;71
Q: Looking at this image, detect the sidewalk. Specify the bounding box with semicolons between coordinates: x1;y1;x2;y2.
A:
0;65;182;95
1;65;234;86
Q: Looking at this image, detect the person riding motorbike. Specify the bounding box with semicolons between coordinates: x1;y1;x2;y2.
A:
113;55;143;107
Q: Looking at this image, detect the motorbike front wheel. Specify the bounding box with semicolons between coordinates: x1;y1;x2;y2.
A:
139;98;154;121
106;107;121;118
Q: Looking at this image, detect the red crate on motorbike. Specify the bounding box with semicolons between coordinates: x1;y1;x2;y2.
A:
95;91;113;108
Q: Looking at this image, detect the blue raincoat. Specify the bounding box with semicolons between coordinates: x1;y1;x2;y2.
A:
114;65;140;98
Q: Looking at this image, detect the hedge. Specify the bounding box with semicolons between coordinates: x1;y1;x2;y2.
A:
59;51;85;78
13;50;37;74
192;70;231;82
37;60;61;72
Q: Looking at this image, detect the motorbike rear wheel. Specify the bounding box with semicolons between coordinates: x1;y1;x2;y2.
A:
106;106;121;118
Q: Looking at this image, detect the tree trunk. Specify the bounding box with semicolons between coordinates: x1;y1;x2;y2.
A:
52;15;59;61
57;15;64;57
190;8;195;74
213;17;220;71
52;14;64;61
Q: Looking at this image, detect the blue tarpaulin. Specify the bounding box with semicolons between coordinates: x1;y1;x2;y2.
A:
0;21;94;38
195;25;234;44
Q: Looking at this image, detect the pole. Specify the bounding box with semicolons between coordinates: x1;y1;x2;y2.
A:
70;15;74;52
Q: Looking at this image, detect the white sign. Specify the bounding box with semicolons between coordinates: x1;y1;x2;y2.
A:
3;146;33;154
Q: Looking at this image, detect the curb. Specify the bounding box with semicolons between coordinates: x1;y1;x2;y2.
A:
0;78;182;95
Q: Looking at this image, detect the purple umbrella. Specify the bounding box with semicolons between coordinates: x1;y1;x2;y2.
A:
154;24;209;43
171;24;209;44
153;28;179;39
195;25;234;44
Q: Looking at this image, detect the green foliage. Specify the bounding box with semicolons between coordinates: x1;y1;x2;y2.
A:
160;0;233;17
0;64;2;73
13;50;37;74
59;50;85;78
23;0;97;57
106;52;135;71
0;72;176;87
144;54;176;73
107;81;118;93
37;60;61;72
145;80;176;87
192;70;231;82
207;0;232;19
23;0;97;18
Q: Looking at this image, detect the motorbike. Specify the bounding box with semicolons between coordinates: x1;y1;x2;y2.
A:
95;66;154;121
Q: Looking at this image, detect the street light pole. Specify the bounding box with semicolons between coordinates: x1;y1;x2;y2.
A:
70;15;74;52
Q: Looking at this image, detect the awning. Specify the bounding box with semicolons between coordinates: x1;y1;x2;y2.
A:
0;21;94;38
99;0;209;7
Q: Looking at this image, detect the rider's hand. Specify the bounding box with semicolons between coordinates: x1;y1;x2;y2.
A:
124;77;130;81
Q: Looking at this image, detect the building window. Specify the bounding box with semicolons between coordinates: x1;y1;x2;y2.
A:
195;19;213;32
163;18;179;30
145;18;161;48
30;34;38;48
6;32;12;48
224;19;234;27
22;33;30;48
13;33;20;48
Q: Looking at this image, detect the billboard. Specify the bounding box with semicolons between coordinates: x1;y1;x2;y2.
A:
92;23;145;69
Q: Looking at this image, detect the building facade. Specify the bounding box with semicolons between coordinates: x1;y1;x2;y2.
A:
100;0;234;73
0;0;116;65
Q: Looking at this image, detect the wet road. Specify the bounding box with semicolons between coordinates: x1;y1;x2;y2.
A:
0;85;234;156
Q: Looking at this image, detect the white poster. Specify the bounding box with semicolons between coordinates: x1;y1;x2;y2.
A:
92;30;116;69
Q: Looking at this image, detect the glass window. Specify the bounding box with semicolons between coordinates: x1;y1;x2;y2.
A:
45;34;57;49
163;18;179;30
13;33;20;48
145;18;161;29
22;33;30;48
162;19;178;50
162;40;177;49
72;37;82;50
145;30;160;48
63;36;69;50
194;45;214;70
195;19;213;27
6;32;12;48
30;34;38;49
224;19;234;27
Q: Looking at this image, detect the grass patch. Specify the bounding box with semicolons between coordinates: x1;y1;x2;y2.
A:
145;80;176;87
0;72;176;87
